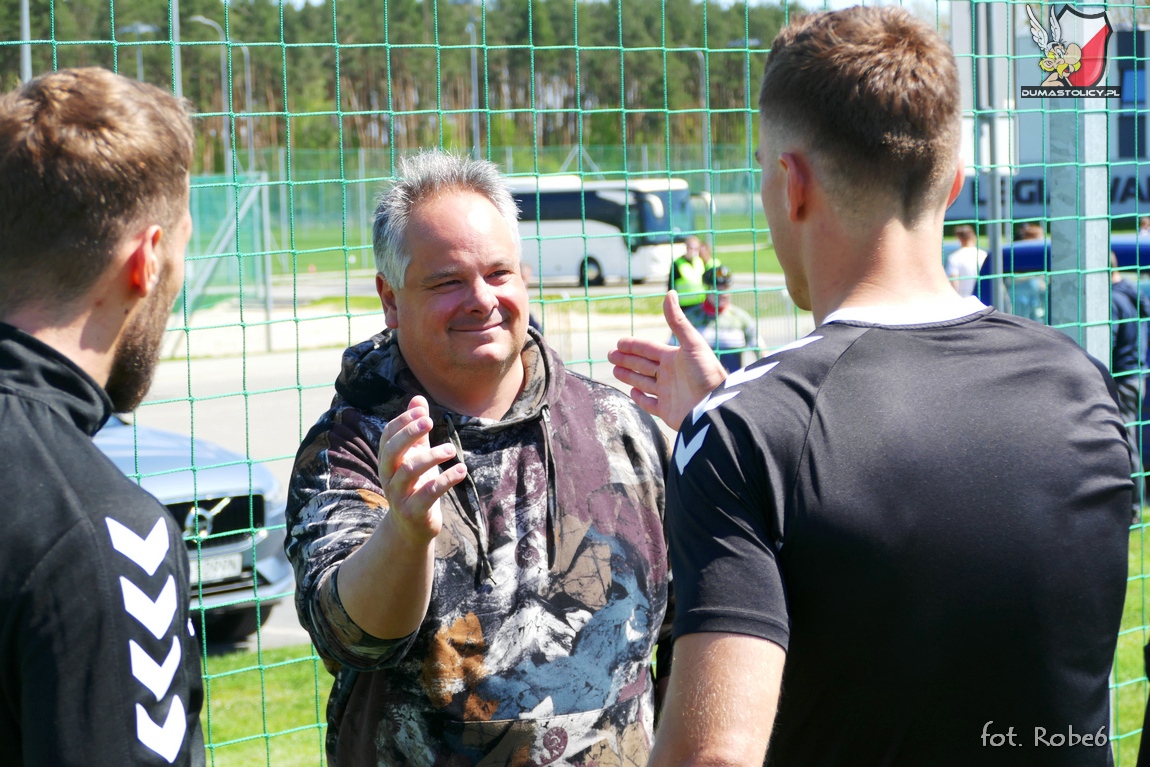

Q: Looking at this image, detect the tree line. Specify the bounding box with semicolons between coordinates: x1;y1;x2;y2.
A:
1;0;796;171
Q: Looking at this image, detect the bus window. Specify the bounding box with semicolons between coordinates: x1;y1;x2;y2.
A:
641;189;693;244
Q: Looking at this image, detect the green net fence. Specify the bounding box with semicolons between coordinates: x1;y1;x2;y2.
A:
4;0;1150;763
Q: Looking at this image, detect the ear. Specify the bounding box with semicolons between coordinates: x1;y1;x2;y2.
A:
779;152;808;222
945;161;966;209
376;273;400;329
126;225;164;297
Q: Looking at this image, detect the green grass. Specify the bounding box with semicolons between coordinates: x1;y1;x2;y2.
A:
273;224;372;275
719;245;782;275
1116;525;1150;764
200;643;330;767
584;294;667;315
305;295;382;312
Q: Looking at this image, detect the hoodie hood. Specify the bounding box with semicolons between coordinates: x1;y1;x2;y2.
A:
0;322;112;436
333;325;561;580
333;325;555;430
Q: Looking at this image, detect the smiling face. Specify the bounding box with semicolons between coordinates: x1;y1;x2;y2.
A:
378;190;529;402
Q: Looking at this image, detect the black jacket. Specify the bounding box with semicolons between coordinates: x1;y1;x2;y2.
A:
0;323;204;766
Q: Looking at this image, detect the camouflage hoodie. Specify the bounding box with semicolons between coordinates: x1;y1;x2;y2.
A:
286;327;670;766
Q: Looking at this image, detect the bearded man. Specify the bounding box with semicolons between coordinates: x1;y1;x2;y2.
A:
0;69;204;766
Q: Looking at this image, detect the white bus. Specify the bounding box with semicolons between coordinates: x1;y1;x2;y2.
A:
509;175;694;286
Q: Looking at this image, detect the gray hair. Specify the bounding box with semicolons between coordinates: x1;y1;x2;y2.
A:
372;150;521;288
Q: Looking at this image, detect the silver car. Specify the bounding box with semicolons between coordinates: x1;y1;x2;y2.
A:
94;416;295;642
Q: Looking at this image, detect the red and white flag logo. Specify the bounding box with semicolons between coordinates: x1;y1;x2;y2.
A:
1058;6;1112;87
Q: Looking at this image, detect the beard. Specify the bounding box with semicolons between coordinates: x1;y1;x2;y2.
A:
104;270;177;413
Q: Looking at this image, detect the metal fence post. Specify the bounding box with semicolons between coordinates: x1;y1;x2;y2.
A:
261;175;273;352
1049;96;1110;367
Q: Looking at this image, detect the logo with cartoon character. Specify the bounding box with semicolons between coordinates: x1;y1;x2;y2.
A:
1020;4;1119;98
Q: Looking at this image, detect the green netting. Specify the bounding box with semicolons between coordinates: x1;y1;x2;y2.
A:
4;0;1150;763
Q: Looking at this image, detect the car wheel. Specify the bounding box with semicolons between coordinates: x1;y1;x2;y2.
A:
580;257;604;287
204;605;273;643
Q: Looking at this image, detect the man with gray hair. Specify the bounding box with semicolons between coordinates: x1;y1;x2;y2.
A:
285;150;670;765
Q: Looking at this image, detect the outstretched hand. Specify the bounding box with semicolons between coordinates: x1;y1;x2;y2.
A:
376;395;467;545
609;291;727;430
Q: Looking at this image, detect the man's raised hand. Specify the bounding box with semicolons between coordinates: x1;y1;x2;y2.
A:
609;290;727;431
377;395;467;545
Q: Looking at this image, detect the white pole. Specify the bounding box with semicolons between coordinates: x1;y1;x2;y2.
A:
359;147;367;250
466;21;480;159
261;177;273;352
171;0;182;99
20;0;31;82
237;42;253;171
190;16;231;174
694;49;713;243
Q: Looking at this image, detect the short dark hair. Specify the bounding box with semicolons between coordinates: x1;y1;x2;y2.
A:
759;6;961;223
0;68;194;319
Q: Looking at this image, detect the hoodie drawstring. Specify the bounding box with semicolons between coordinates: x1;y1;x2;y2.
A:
443;417;494;585
540;405;559;570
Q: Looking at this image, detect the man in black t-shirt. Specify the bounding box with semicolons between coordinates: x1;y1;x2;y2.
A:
611;8;1131;766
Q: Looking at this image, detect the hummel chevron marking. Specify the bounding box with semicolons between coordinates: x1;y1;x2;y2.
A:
130;637;181;700
674;424;711;475
724;362;778;389
136;696;187;763
106;517;169;577
691;391;741;425
763;335;823;358
120;575;177;640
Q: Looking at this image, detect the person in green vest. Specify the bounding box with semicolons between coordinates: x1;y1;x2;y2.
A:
668;235;711;307
672;264;762;373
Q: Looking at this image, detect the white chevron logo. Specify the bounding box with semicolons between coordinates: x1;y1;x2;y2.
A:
136;696;187;763
120;575;177;640
674;424;711;475
691;391;741;426
106;517;170;577
763;335;823;358
724;362;778;390
130;637;181;700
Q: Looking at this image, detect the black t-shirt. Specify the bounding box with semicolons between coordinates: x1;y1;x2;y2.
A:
668;306;1131;766
0;324;205;767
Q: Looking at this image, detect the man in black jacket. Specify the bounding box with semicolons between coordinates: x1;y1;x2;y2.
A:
0;69;204;766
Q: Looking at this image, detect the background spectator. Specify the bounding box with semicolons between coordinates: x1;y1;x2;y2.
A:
946;225;987;297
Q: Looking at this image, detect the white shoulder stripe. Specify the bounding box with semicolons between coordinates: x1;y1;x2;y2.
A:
106;518;170;577
120;575;178;640
724;361;778;389
136;696;187;763
763;335;823;358
674;424;710;475
130;637;182;701
691;391;741;425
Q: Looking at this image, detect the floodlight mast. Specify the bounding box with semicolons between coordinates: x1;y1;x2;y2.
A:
20;0;31;82
190;15;233;174
117;23;161;81
729;38;762;213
